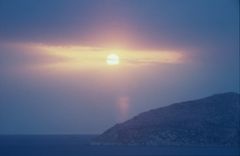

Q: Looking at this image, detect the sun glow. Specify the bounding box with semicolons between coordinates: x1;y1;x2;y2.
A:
8;43;185;72
106;54;120;65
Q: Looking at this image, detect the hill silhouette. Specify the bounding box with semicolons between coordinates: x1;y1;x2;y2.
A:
94;92;240;146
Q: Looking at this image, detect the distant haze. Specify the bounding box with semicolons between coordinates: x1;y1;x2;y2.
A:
0;0;239;134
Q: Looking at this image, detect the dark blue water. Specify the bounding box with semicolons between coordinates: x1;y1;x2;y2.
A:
0;135;239;156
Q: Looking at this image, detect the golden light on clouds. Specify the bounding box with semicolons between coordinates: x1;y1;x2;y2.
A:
9;42;185;71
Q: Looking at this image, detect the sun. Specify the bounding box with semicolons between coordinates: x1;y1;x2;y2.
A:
106;54;120;65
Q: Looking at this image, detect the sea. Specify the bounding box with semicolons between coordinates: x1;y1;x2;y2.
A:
0;135;239;156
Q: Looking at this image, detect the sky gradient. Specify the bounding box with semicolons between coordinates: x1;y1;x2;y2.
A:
0;0;239;134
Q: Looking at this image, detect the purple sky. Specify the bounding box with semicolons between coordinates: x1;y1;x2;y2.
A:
0;0;239;134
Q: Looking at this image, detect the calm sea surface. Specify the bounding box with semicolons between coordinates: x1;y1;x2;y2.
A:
0;135;239;156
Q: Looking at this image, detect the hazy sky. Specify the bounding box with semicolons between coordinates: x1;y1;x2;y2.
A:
0;0;239;134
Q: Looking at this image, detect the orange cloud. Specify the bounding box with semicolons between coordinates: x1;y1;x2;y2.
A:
6;42;186;72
